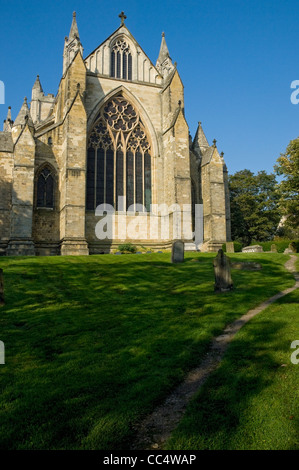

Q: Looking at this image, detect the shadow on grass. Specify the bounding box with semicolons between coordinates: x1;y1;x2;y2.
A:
166;291;299;450
0;253;295;449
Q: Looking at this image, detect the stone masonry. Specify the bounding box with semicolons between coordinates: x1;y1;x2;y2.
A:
0;12;231;256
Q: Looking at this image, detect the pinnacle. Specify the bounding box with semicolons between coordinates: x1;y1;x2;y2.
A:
69;10;80;41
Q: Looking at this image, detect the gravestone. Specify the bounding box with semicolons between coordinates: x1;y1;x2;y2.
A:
226;242;235;253
213;249;233;292
271;244;278;253
0;269;4;306
242;245;263;253
171;240;184;263
283;243;297;254
284;243;297;254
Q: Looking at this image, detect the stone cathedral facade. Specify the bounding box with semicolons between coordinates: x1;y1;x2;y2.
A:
0;12;231;256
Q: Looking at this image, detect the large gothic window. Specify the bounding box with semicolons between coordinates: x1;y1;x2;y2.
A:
110;39;132;80
87;96;152;212
36;166;55;208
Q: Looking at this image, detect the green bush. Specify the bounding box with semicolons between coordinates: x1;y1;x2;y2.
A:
250;239;299;253
222;241;243;253
118;243;137;254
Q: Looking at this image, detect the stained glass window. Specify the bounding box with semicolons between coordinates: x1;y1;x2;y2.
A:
87;96;152;212
36;166;55;208
110;38;132;81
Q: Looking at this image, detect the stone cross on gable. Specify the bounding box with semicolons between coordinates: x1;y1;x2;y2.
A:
119;11;127;26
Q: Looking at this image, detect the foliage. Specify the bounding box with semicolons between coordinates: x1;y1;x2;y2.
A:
275;138;299;230
229;169;281;246
249;239;299;253
0;253;294;449
118;243;137;253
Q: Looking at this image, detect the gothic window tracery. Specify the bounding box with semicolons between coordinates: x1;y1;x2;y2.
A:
110;39;132;80
87;96;151;212
36;166;55;208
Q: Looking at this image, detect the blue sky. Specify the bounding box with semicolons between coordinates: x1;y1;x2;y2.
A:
0;0;298;175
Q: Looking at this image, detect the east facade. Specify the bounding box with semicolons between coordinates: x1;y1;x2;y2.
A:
0;12;231;256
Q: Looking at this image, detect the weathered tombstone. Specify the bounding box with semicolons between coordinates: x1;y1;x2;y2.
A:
213;249;233;292
288;243;297;253
242;245;263;253
226;242;235;253
271;244;278;253
0;269;4;306
283;244;296;254
171;240;184;263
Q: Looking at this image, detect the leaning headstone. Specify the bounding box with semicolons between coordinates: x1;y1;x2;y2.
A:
0;269;4;306
226;242;235;253
213;249;233;292
271;244;278;253
242;245;263;253
171;240;184;263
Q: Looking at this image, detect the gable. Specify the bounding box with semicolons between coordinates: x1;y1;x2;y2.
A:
84;26;163;85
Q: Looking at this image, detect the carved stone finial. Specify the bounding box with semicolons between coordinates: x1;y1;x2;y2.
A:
213;139;217;147
73;11;76;18
162;32;165;37
119;11;127;25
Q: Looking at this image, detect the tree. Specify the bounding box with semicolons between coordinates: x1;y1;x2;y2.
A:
274;138;299;232
229;169;280;246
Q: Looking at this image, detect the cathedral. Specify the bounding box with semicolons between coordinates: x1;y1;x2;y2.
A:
0;12;231;256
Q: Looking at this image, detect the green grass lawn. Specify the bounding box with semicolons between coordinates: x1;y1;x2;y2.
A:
0;252;296;449
165;256;299;450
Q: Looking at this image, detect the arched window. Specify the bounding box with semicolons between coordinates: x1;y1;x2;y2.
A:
36;166;55;208
87;95;151;212
110;39;132;80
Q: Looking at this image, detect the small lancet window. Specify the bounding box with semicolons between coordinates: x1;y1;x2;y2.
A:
110;38;132;80
36;167;55;208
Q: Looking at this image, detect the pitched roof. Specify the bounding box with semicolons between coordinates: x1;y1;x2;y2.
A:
192;121;209;156
201;146;215;166
14;97;34;128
